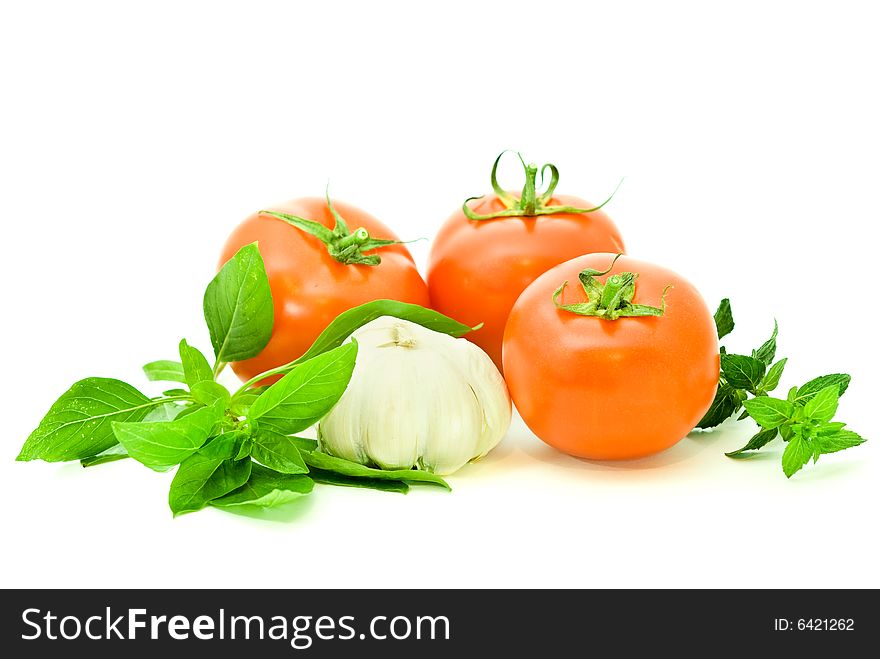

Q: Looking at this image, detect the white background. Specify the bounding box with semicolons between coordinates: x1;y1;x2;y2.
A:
1;1;877;589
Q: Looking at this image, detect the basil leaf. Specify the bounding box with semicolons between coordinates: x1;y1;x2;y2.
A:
302;450;450;490
229;386;268;416
803;385;840;423
143;402;187;422
249;342;357;435
143;360;186;383
695;383;740;429
794;374;851;405
752;320;778;366
112;400;225;471
309;468;409;494
168;433;252;516
721;354;766;393
203;243;274;363
813;429;866;455
211;464;314;508
179;339;214;387
295;299;474;365
191;381;232;407
782;434;813;478
18;378;155;462
725;428;778;458
713;298;734;340
761;357;787;393
250;431;308;474
80;444;129;468
742;396;795;429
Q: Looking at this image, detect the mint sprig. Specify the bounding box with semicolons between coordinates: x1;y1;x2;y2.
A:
17;243;473;516
698;299;865;478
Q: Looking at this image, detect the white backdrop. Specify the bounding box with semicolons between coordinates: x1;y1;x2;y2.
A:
1;0;877;588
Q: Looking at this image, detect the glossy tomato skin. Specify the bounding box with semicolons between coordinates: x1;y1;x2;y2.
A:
502;253;719;460
220;197;429;383
427;194;624;370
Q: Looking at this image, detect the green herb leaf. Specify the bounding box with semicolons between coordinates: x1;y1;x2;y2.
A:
112;400;225;471
713;298;735;340
695;383;740;429
725;427;779;457
302;449;450;490
168;433;252;516
80;444;130;468
211;463;314;508
203;243;274;363
143;360;186;383
721;354;766;393
803;385;840;423
191;381;232;407
250;431;308;474
813;429;866;455
794;374;851;405
249;342;357;435
309;468;409;494
18;378;156;462
179;339;214;387
782;433;814;478
761;358;787;393
742;396;795;429
752;320;778;366
143;402;186;422
229;386;268;416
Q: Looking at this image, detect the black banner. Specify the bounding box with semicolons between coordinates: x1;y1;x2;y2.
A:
1;589;875;655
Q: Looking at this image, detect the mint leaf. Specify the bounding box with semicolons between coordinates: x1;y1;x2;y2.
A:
211;463;314;508
803;385;839;423
725;427;778;457
179;339;214;387
168;433;252;516
203;243;274;364
295;299;475;365
713;298;734;340
302;450;450;489
814;429;866;455
742;396;795;429
249;342;357;435
112;400;225;471
761;358;787;392
721;354;766;392
250;431;308;474
794;374;851;405
18;378;155;462
309;468;409;494
191;381;231;407
782;433;814;478
752;320;778;366
143;360;186;383
695;383;740;429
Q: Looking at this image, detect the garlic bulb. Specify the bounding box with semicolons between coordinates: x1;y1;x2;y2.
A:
317;316;511;475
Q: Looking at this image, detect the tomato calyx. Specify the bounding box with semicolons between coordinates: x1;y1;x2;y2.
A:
552;254;672;320
462;150;621;221
260;190;404;266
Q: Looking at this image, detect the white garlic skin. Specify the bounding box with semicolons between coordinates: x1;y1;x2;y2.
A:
317;316;511;475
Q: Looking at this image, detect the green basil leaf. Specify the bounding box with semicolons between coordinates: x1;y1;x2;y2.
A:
295;299;475;365
18;378;155;462
813;429;866;455
112;400;225;471
250;431;308;474
143;360;186;383
725;428;778;458
168;433;252;516
211;463;314;508
143;402;186;422
760;357;787;393
752;320;778;366
794;374;851;405
249;342;357;435
191;381;232;407
302;450;450;490
203;243;274;363
742;396;795;429
695;383;740;429
713;298;734;340
721;354;766;392
179;339;214;387
229;386;268;416
782;434;814;478
80;444;130;468
309;468;409;494
803;385;840;423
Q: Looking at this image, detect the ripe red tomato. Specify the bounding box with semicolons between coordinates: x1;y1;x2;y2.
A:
427;154;625;369
219;197;429;383
502;253;719;460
